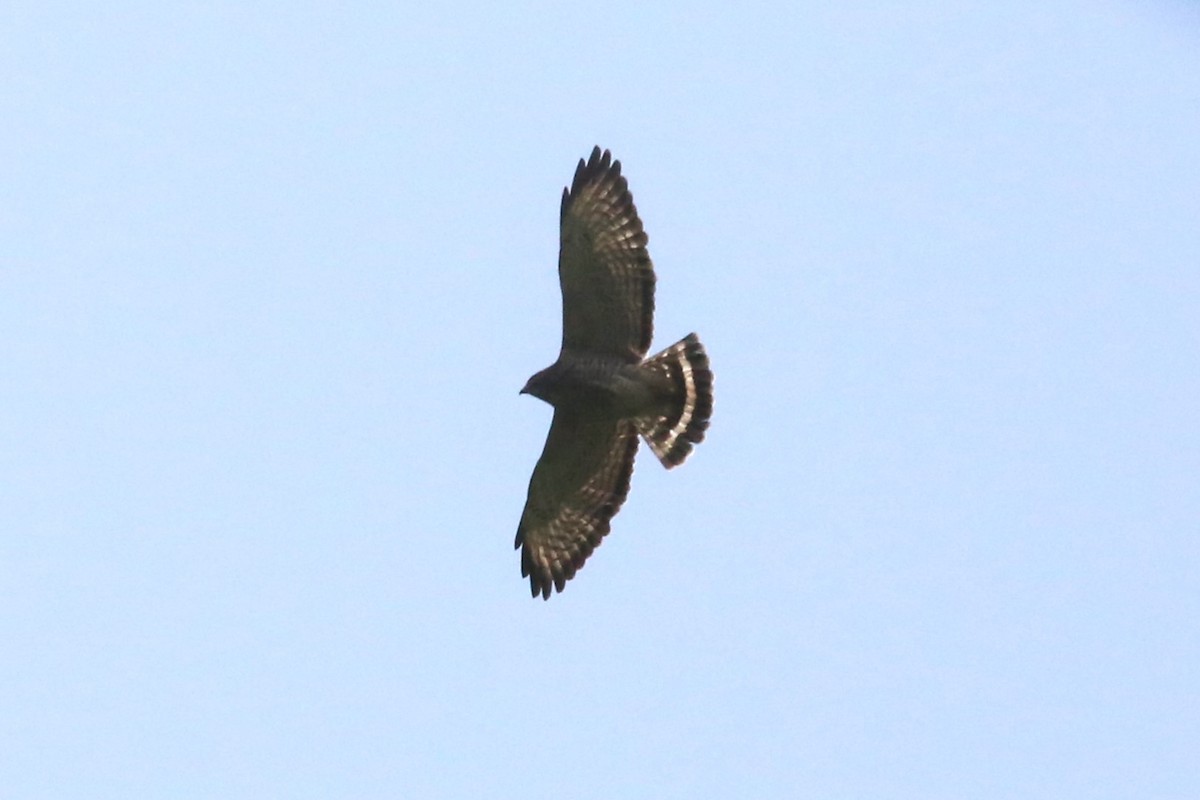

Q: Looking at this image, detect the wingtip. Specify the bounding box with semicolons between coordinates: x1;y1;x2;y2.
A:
529;575;553;600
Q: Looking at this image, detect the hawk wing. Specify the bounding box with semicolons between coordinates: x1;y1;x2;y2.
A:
514;413;639;599
558;146;656;362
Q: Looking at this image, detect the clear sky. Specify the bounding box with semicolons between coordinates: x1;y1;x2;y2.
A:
3;2;1198;797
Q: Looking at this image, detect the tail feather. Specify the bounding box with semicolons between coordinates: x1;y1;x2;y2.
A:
635;333;713;468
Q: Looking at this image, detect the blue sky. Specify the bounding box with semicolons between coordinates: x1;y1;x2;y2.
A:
3;2;1198;797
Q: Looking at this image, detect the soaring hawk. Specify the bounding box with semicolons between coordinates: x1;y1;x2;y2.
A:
515;146;714;599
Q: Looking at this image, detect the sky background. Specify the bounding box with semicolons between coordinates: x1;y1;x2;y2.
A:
3;2;1199;797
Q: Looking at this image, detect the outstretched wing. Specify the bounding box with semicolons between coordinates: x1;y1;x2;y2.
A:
559;146;656;362
515;413;639;600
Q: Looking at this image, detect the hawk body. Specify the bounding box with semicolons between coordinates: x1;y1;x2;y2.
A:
516;147;713;599
523;357;667;419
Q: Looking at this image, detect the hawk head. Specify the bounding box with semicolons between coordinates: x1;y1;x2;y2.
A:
520;366;559;406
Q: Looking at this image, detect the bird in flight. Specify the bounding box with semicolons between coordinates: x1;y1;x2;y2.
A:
515;146;714;599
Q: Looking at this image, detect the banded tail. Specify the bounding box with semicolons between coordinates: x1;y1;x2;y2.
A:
635;333;713;468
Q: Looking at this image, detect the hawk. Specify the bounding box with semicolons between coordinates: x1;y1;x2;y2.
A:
515;146;714;600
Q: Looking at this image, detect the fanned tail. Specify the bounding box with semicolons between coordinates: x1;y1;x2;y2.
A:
635;333;713;468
